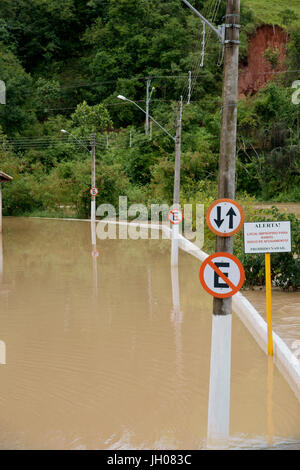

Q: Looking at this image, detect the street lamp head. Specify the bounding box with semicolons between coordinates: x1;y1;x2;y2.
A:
117;95;127;101
61;129;68;133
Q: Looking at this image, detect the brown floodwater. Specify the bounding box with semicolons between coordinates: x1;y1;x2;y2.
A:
243;290;300;351
0;217;299;450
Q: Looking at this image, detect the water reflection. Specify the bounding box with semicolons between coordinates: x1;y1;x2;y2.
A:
147;267;153;320
91;221;99;300
170;265;181;323
0;233;6;364
171;225;179;267
170;264;183;386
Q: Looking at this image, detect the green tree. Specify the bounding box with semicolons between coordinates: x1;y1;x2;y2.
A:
71;101;112;134
0;46;36;134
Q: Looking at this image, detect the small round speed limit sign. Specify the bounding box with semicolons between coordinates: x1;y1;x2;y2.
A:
90;187;99;196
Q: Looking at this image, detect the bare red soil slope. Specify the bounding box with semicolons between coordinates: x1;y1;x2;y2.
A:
239;25;288;96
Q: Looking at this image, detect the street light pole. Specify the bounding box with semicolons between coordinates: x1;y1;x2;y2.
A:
181;0;224;41
91;132;96;223
173;97;183;206
61;129;96;222
117;95;182;266
171;97;183;267
117;96;175;141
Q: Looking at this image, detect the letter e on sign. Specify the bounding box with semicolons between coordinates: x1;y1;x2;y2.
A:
199;252;245;298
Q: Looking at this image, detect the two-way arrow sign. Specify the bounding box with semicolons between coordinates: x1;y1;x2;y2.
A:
207;199;244;237
213;206;237;229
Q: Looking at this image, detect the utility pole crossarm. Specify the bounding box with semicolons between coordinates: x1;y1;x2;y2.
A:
181;0;223;41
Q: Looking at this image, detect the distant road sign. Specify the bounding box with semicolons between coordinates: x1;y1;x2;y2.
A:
244;221;291;254
206;199;244;237
168;208;183;225
91;249;99;258
90;187;99;196
199;252;245;298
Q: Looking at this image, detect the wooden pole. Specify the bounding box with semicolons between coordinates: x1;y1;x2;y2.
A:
214;0;240;311
208;0;240;445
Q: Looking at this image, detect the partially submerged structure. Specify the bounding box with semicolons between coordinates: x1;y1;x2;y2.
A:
0;171;13;233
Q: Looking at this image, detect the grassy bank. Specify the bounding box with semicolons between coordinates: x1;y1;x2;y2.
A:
242;0;300;26
243;0;300;26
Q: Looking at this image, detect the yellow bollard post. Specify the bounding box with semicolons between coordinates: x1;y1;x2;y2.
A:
265;253;273;356
267;355;274;446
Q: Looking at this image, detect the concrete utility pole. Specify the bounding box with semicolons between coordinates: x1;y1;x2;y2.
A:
173;97;183;206
208;0;240;446
171;97;183;267
145;79;155;135
187;71;192;104
91;132;96;223
61;129;97;222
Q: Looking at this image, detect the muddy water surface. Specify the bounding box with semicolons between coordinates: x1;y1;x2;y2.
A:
0;217;299;449
243;290;300;351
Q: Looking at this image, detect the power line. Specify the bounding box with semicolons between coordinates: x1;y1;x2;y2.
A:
16;74;194;97
180;0;222;104
2;126;176;152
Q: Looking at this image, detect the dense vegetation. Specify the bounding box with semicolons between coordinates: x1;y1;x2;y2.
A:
0;0;299;287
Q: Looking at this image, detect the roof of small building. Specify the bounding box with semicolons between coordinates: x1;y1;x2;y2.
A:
0;171;13;182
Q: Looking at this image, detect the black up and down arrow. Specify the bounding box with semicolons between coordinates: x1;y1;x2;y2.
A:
214;205;237;229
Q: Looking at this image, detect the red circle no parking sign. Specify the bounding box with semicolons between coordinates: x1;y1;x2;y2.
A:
199;252;245;298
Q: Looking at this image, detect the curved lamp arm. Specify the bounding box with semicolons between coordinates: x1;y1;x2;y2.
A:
117;95;176;142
